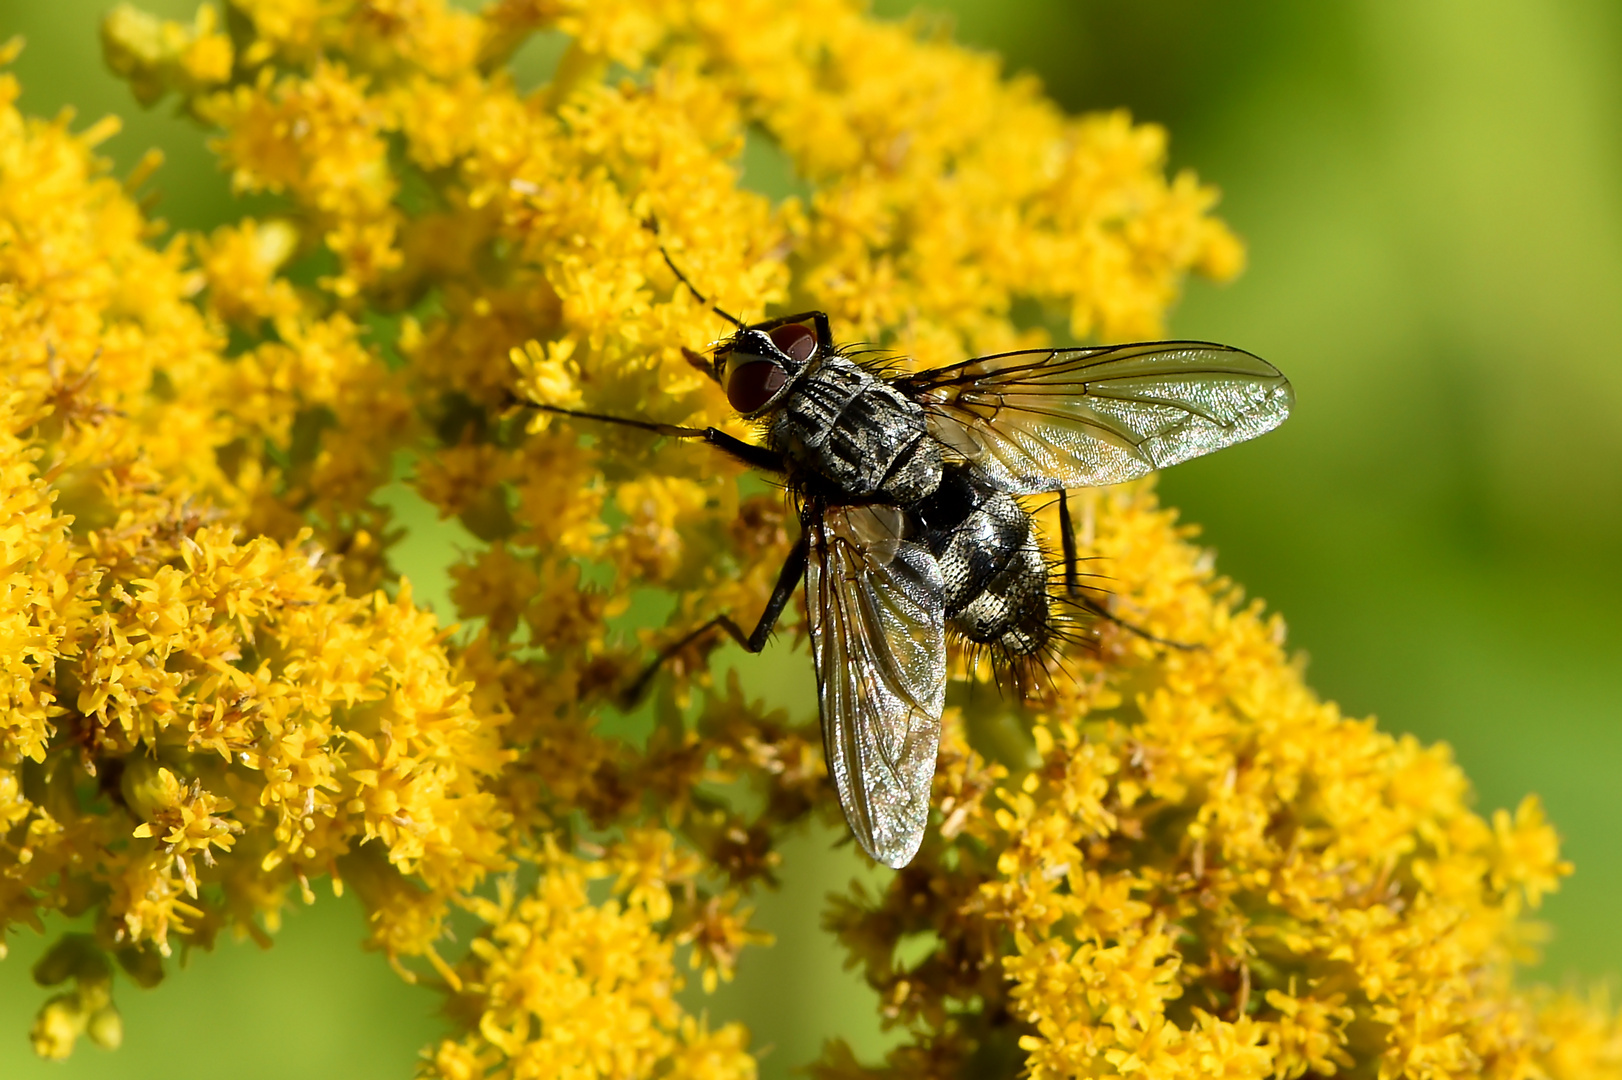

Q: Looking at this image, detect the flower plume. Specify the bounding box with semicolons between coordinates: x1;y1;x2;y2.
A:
0;2;1608;1076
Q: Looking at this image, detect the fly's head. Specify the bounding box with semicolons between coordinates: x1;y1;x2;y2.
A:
709;311;834;419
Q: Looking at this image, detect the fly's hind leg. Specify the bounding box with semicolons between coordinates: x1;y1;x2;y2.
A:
620;527;811;706
1055;487;1083;599
1054;488;1196;651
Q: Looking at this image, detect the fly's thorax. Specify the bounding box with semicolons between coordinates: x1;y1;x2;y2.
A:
768;355;941;503
915;467;1052;656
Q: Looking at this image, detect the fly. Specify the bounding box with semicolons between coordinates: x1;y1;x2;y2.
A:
524;249;1293;869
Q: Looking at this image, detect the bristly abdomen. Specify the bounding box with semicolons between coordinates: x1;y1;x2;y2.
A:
915;465;1055;661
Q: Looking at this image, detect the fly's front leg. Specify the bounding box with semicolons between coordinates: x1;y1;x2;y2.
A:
620;527;811;706
697;428;786;474
522;401;786;473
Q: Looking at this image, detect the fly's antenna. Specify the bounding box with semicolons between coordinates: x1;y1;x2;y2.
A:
645;216;747;329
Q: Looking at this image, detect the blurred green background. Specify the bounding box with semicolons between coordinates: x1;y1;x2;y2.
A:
3;0;1620;1076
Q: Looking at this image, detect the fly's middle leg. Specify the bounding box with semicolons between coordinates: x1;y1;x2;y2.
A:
620;526;811;706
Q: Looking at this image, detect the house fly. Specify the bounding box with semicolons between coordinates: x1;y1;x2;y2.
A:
525;254;1293;868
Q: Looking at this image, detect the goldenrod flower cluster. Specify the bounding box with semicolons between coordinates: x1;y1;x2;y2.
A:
0;2;1614;1076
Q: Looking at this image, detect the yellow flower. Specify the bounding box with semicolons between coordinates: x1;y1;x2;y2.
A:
100;3;233;107
194;217;302;325
432;852;754;1080
1264;986;1356;1078
0;1;1611;1076
1489;795;1572;910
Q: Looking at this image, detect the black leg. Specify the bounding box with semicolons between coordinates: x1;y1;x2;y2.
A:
524;402;787;473
698;428;788;475
741;526;811;651
1067;588;1196;651
1055;487;1196;651
643;214;748;329
1056;488;1082;598
620;527;811;705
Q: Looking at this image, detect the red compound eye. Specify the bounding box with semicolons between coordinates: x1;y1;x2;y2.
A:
768;323;817;363
726;360;788;413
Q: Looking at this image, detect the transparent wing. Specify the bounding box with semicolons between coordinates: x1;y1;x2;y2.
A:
896;341;1293;494
806;504;945;869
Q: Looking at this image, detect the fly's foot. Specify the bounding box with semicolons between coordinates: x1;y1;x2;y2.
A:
616;614;758;709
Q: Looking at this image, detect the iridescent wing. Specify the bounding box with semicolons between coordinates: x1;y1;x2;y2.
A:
806;503;946;869
894;341;1293;494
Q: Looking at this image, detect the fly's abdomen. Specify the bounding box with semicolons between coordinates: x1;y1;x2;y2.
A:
916;468;1052;656
773;358;941;504
950;539;1049;655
